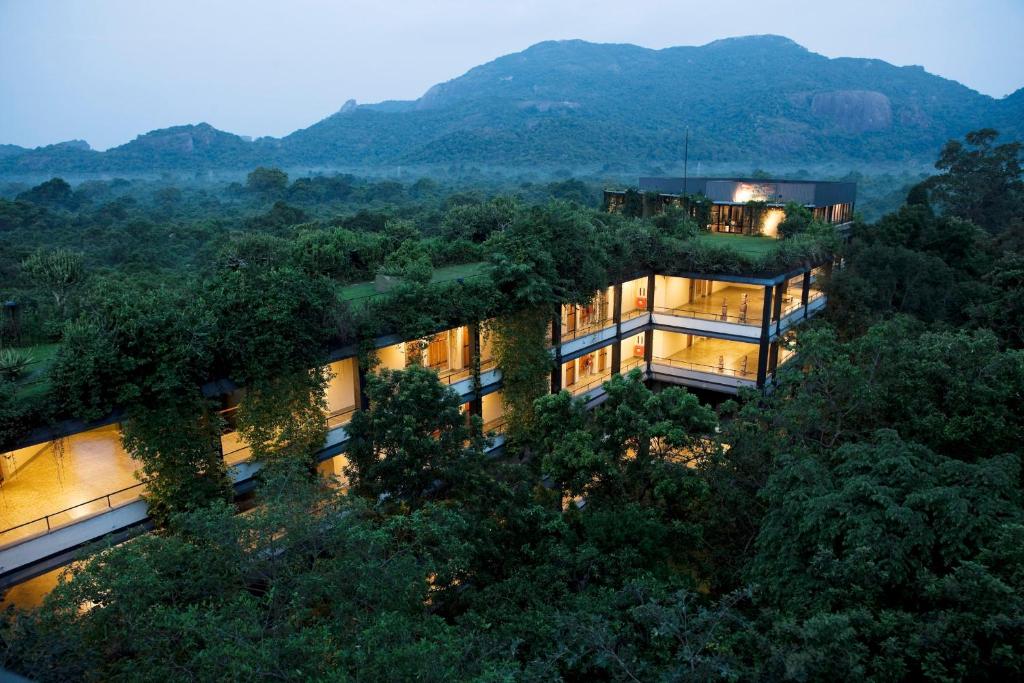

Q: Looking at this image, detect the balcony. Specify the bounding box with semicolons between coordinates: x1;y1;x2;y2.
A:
375;327;475;394
654;278;765;339
562;346;613;401
650;332;759;393
0;425;144;547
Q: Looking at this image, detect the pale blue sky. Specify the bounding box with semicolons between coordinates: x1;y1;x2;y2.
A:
1;0;1022;150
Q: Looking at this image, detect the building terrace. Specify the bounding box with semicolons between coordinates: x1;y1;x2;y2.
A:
0;187;848;589
605;177;856;236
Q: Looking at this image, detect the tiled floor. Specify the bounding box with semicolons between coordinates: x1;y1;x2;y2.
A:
660;285;766;325
661;284;810;324
0;425;144;541
0;565;64;609
665;337;760;378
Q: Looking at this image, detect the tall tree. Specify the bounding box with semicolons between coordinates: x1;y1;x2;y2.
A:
245;166;289;197
345;365;485;509
21;248;85;320
931;128;1023;232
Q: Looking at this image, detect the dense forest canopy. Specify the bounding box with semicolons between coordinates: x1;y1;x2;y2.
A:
0;130;1022;681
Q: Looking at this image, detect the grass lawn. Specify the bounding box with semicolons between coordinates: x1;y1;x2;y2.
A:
695;233;779;258
339;262;487;303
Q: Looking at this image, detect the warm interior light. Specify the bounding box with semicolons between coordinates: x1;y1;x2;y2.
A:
732;182;772;203
761;208;785;238
732;185;754;203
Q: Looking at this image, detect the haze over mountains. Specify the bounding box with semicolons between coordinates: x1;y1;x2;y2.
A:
2;35;1021;176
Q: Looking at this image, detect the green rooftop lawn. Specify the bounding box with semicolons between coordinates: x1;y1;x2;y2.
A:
694;232;780;258
339;262;487;303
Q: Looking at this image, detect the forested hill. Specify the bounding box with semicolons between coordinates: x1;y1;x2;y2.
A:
4;35;1022;175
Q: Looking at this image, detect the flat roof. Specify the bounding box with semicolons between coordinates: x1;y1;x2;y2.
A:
628;177;856;206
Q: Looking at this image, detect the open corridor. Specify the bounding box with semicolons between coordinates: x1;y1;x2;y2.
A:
0;425;143;544
655;333;760;378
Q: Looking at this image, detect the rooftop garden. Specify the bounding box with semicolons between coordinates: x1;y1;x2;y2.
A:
1;191;839;451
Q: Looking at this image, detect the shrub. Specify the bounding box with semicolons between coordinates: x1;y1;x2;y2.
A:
0;347;33;381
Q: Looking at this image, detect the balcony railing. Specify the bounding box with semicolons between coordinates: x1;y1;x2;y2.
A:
654;304;761;327
652;356;756;379
482;417;507;434
620;356;646;374
621;308;648;322
561;316;614;342
327;407;356;430
565;373;612;398
0;481;147;548
422;363;473;386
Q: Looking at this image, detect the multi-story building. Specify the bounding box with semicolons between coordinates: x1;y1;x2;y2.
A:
605;177;856;235
0;177;849;594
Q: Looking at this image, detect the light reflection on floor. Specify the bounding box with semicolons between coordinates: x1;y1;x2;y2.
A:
0;425;143;542
666;337;760;377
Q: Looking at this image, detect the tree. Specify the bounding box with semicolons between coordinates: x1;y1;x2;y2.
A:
235;369;328;472
245;166;289;197
777;201;813;238
538;370;717;507
15;177;78;210
378;239;434;285
749;431;1024;680
345;365;485;509
0;470;475;681
931;128;1023;233
440;196;520;243
752;319;1024;459
21;248;85;320
122;398;233;525
971;253;1024;347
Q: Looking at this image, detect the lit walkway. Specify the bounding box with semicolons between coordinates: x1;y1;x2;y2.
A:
0;425;143;544
659;285;765;326
663;337;759;378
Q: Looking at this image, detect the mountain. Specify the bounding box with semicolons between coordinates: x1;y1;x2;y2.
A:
2;36;1021;175
0;144;29;158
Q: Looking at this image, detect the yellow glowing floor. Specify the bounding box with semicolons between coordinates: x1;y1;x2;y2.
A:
666;337;760;378
0;566;64;610
0;425;143;541
663;285;765;325
661;284;807;323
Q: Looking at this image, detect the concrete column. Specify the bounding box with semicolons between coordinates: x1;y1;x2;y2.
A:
768;341;780;376
551;307;563;394
773;282;785;336
757;285;774;388
468;322;483;415
468;322;481;366
801;270;811;319
646;273;656;313
612;281;623;375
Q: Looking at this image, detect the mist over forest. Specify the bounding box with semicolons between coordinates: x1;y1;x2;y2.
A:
1;24;1023;683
